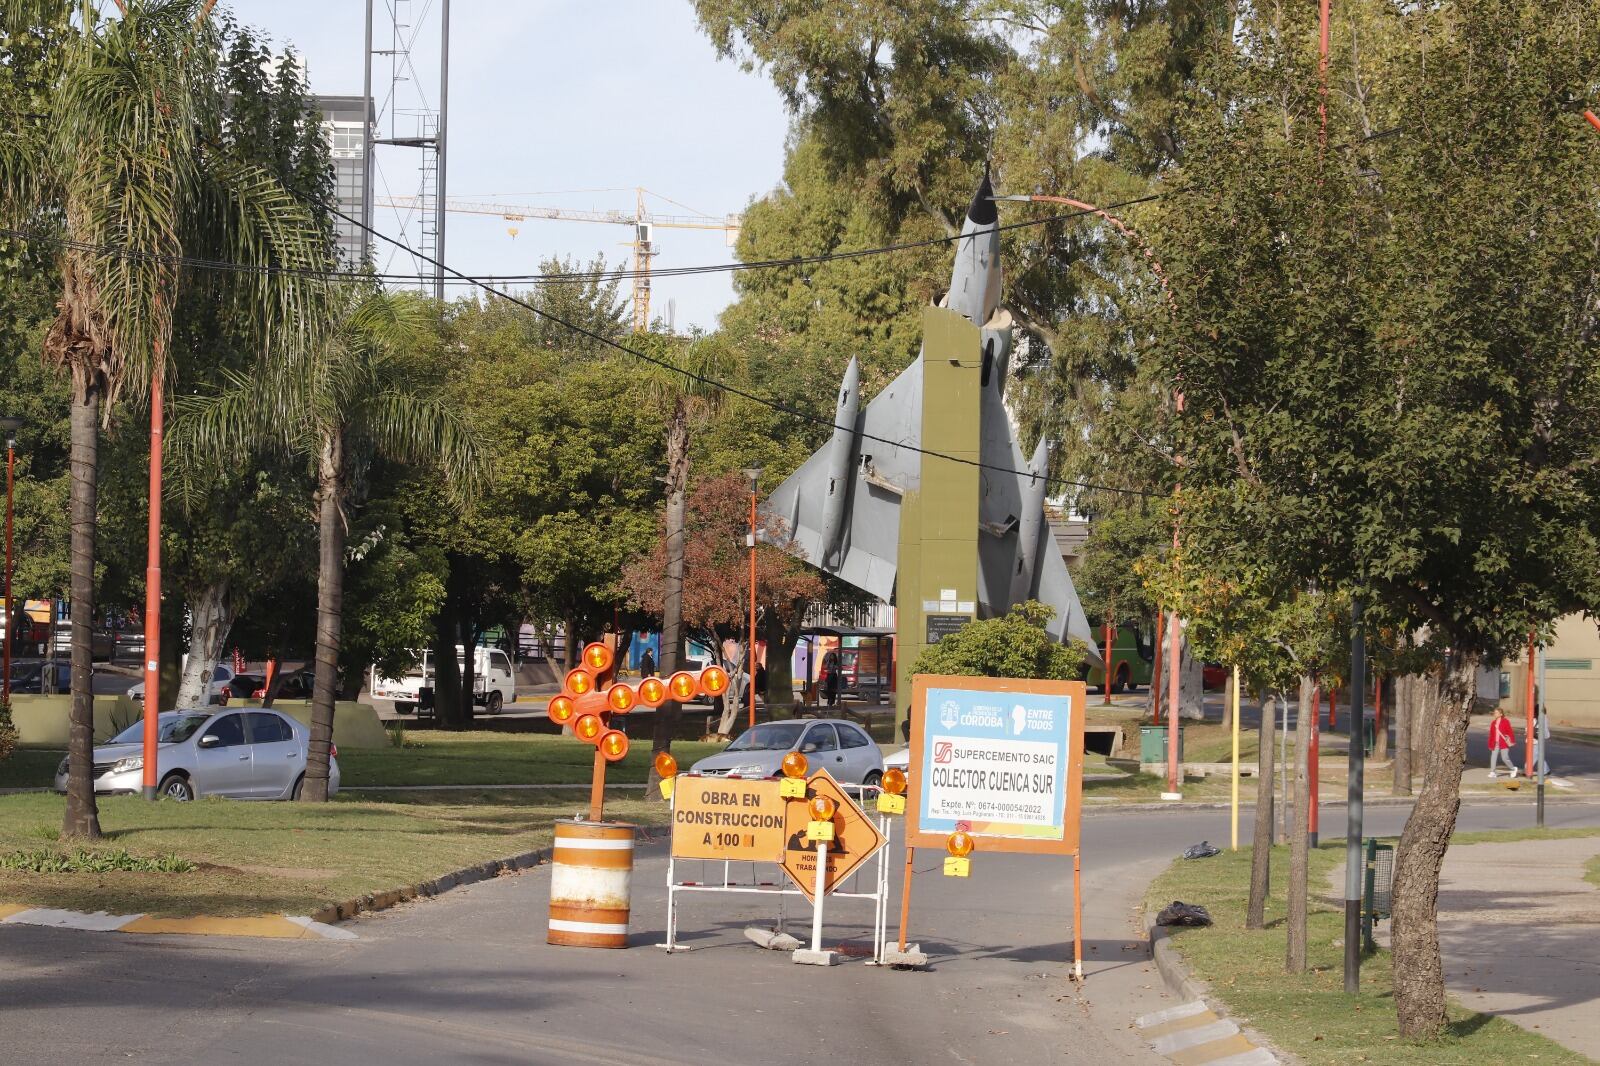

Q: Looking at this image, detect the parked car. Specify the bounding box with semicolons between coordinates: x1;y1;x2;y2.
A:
127;663;234;706
254;667;316;700
1202;663;1229;690
227;672;266;699
370;646;516;715
690;719;883;786
53;708;339;801
7;659;76;694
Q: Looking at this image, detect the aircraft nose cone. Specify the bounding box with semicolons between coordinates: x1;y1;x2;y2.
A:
966;169;997;227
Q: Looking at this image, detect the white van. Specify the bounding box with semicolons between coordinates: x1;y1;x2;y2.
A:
370;646;516;716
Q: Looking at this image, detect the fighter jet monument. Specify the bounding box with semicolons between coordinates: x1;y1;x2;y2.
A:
762;173;1098;723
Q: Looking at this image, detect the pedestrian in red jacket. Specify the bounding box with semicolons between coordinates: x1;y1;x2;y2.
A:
1488;708;1518;778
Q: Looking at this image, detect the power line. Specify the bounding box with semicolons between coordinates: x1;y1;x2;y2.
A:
322;200;1168;500
0;191;1172;287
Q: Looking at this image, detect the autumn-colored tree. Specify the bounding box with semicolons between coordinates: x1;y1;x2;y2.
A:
625;471;823;736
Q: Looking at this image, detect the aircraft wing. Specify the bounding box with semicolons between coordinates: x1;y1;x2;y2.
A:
763;356;923;602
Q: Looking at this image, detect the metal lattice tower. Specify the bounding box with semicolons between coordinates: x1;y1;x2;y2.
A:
364;0;450;298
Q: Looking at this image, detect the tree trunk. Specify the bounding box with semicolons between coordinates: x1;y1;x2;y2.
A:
62;383;101;839
1393;672;1414;795
648;397;690;798
1247;691;1278;929
1221;668;1235;732
432;607;465;730
459;615;479;727
1287;675;1315;971
158;606;182;712
1178;633;1205;720
1391;654;1476;1037
1146;620;1165;719
762;602;805;715
302;439;345;803
1374;675;1390;761
175;580;233;711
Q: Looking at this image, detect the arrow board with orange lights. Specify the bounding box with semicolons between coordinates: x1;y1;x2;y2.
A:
906;674;1086;856
671;777;787;862
780;770;886;903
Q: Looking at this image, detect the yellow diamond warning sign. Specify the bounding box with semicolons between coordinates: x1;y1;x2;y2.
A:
781;770;886;903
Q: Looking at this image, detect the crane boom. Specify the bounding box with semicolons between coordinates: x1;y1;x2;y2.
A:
373;189;741;331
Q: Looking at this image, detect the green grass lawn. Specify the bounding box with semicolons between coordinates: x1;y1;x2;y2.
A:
340;731;725;788
0;790;667;917
0;748;64;789
1146;834;1590;1065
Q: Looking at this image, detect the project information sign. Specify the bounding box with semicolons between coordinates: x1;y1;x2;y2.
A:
670;776;787;862
907;674;1086;856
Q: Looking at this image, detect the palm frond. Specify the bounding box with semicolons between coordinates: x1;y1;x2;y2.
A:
364;389;489;505
47;0;218;408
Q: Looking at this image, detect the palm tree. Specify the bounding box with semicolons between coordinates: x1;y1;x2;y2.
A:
176;286;484;800
0;1;326;837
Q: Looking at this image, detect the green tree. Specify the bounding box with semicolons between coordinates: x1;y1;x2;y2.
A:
0;0;326;836
1149;0;1600;1036
911;601;1086;680
178;287;484;800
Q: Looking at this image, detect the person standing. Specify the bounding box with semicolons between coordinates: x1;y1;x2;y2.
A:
821;648;841;708
639;647;655;679
1488;708;1518;777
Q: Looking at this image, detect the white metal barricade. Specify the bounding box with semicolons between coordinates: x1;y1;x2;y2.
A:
662;781;893;962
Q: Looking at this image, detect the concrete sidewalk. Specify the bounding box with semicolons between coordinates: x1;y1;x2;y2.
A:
1435;835;1600;1060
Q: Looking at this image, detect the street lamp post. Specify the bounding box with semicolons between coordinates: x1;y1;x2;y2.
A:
1;417;21;705
742;466;763;730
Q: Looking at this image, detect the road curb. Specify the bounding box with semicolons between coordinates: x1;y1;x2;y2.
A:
1085;793;1600;815
306;845;554;925
1143;910;1288;1064
1146;914;1210;1004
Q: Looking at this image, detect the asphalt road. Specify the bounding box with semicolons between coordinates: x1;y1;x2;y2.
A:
5;798;1597;1065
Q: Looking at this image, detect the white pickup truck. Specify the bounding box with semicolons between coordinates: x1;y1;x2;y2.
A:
370;646;517;716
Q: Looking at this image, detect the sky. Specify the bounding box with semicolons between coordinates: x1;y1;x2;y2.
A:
228;1;792;331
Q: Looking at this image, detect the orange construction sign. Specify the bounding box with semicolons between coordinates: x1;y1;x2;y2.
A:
671;776;787;862
781;770;886;903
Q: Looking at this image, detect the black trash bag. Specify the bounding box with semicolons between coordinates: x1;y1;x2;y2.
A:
1156;900;1214;927
1182;840;1220;860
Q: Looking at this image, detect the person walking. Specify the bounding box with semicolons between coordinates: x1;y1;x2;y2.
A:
1488;708;1518;777
639;647;655;679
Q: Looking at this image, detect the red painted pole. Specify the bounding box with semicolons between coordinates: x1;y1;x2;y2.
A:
3;439;13;704
1327;685;1338;732
1102;618;1113;704
1586;110;1600;133
1309;686;1320;845
1524;631;1536;777
1166;606;1181;794
747;486;758;730
141;365;163;800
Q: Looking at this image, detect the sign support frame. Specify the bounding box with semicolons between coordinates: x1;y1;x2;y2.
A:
661;777;893;962
896;674;1088;979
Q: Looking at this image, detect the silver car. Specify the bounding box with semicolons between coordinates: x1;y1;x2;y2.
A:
690;719;883;786
53;709;340;801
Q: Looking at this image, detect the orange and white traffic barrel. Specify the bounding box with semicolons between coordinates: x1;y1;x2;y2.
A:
547;819;635;948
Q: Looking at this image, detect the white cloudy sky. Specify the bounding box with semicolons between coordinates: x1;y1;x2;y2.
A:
226;1;791;331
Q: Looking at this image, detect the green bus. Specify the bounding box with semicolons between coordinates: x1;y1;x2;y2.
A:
1084;620;1156;693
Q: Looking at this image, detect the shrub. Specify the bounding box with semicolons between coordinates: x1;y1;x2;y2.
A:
910;601;1088;681
0;697;15;764
0;848;197;874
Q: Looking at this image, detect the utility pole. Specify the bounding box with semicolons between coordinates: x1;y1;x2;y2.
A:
361;0;374;249
434;0;449;300
1;417;20;705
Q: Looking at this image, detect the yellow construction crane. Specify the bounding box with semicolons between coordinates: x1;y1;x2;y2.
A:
374;187;742;332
